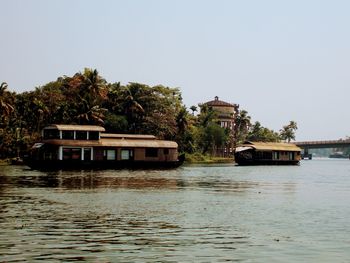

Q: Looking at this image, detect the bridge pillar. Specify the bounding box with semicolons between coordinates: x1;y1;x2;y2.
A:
302;148;312;160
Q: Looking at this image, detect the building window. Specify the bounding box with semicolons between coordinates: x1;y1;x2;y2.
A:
164;149;169;155
145;148;158;158
62;131;74;140
76;131;88;140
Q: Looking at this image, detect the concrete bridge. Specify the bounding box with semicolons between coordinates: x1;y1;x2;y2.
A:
293;139;350;159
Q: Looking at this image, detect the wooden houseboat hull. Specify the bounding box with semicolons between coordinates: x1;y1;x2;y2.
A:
234;157;299;166
24;157;185;171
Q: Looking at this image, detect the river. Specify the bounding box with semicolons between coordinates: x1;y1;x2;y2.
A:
1;159;349;262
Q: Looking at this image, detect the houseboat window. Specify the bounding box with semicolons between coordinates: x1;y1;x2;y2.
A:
62;131;74;140
164;149;169;155
84;148;92;161
261;151;272;159
106;150;116;160
121;149;132;160
273;151;279;160
43;129;60;139
289;152;294;160
89;131;99;140
44;152;57;160
63;148;82;160
76;131;88;140
94;149;104;161
145;148;158;158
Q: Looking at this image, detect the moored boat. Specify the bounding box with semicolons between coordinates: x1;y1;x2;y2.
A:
234;141;301;165
329;152;348;159
24;124;184;170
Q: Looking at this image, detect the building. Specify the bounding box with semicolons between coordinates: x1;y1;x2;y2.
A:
202;96;239;157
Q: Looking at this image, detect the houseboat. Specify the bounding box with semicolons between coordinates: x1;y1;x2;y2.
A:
234;141;301;165
24;125;184;170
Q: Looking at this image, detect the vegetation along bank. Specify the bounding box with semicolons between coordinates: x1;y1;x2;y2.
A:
0;68;299;161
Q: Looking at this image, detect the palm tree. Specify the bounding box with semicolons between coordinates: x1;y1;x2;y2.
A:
75;104;107;125
119;84;145;133
32;97;49;133
176;106;189;135
82;68;108;102
190;105;197;115
63;69;109;125
0;82;14;122
234;109;251;144
198;104;217;127
280;121;298;142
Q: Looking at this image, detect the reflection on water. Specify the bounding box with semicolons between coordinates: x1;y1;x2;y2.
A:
1;160;350;262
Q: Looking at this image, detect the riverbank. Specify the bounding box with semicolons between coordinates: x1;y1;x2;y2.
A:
184;153;234;164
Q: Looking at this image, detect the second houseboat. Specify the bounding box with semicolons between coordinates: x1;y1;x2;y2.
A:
234;141;301;165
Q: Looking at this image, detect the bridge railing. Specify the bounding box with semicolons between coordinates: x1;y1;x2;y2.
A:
294;139;350;147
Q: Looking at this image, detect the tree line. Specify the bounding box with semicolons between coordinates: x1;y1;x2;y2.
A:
0;68;298;159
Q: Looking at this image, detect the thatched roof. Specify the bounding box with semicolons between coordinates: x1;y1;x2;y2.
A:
236;141;301;152
101;133;156;140
44;124;105;132
43;139;178;148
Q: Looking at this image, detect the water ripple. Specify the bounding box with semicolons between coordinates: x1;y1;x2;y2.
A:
1;161;350;262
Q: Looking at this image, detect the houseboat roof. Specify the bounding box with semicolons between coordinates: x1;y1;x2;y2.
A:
43;139;178;148
236;141;301;152
101;133;156;140
44;124;105;132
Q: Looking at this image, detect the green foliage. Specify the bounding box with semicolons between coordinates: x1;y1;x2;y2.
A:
0;69;189;158
234;109;251;144
104;113;128;133
246;121;281;142
0;82;15;124
193;104;230;155
280;121;298;142
0;68;300;160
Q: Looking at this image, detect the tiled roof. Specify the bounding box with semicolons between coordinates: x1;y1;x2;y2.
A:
205;96;236;107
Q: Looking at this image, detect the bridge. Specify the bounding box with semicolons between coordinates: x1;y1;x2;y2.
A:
294;139;350;159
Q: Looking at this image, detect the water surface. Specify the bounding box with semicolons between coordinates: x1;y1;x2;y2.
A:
1;159;350;262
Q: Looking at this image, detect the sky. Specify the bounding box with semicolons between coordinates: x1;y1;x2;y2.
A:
1;0;350;141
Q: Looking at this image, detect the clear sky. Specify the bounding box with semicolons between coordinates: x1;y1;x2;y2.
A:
1;0;349;141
